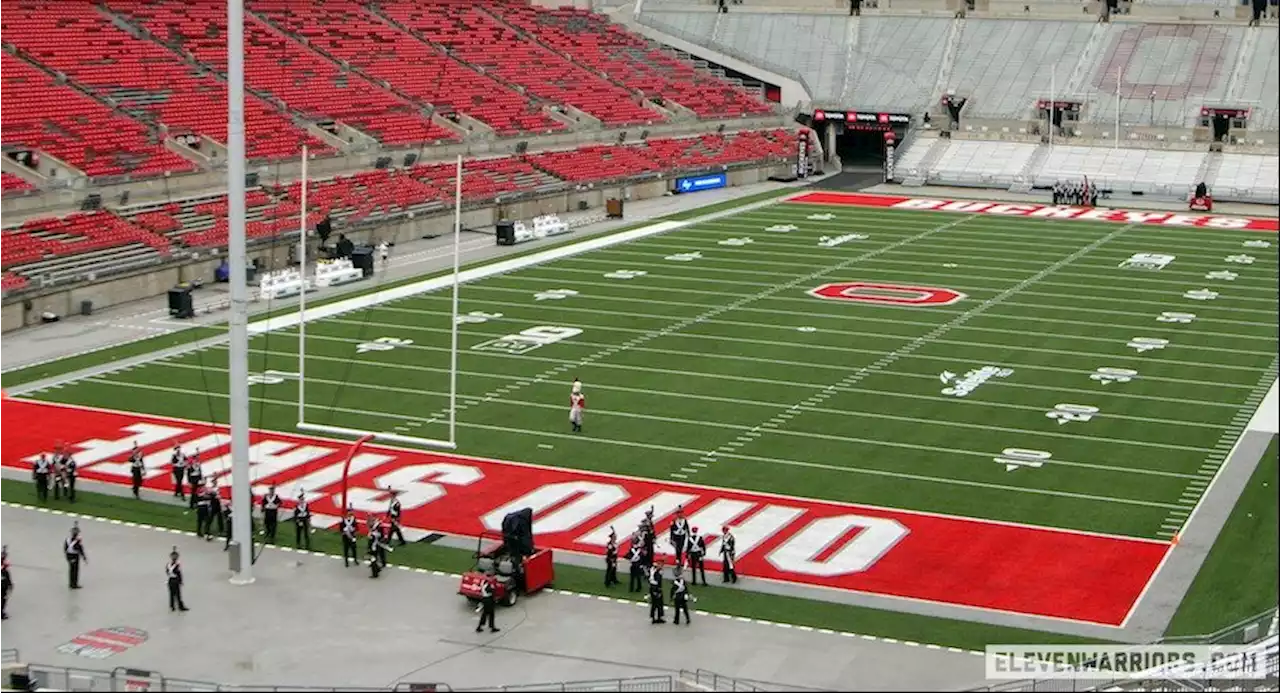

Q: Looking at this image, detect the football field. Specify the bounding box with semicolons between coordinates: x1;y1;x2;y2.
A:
8;191;1277;628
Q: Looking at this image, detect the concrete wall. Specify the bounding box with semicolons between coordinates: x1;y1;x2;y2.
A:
1;163;788;333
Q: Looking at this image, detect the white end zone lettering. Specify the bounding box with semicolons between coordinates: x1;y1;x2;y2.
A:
575;491;698;545
809;282;966;306
35;423;190;480
483;481;630;534
346;462;483;513
766;515;908;577
203;440;335;486
282;452;397;503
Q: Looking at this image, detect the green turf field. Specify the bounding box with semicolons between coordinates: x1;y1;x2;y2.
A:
18;198;1279;541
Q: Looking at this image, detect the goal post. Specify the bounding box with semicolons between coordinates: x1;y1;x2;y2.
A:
294;154;463;452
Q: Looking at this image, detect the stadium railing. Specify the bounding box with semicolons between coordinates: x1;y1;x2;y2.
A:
677;669;765;691
966;606;1280;693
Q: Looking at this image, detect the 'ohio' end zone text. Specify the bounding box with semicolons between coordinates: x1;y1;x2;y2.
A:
0;398;1170;626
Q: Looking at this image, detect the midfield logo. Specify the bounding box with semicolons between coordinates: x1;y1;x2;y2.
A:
940;366;1014;398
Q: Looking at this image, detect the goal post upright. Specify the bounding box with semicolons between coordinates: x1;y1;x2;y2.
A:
297;144;308;426
294;156;462;452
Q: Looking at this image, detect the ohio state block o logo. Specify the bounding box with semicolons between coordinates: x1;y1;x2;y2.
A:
808;282;966;306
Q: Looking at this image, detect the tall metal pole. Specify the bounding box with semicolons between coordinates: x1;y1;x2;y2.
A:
227;0;254;585
297;145;308;425
447;155;462;445
1114;65;1121;149
1049;69;1055;149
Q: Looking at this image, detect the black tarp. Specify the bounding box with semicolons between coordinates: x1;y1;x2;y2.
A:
502;508;535;557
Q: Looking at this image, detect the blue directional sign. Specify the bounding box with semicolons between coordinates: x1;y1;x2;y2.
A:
675;173;727;194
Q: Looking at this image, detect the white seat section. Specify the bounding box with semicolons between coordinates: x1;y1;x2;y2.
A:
1211;154;1280;204
894;136;934;178
641;11;717;42
1031;145;1206;194
1234;29;1279;132
947;20;1094;120
1086;24;1243;127
928;141;1038;186
714;13;849;101
1134;0;1233;7
844;18;950;111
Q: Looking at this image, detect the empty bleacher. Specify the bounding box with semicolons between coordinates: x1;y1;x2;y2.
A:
3;1;327;161
495;5;773;118
893;136;1277;203
1211;153;1280;204
1032;145;1208;194
379;0;664;127
105;0;459;147
251;0;567;137
1233;29;1279;131
930;140;1039;188
1;53;197;179
2;211;172;286
1;173;35;194
946;20;1093;120
1085;24;1244;127
646;12;849;102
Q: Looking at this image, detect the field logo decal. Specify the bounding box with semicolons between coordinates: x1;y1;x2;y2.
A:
1090;367;1138;385
818;234;867;248
1157;312;1196;324
940;366;1014;397
456;311;503;325
472;326;583;355
664;252;702;262
718;237;753;247
995;448;1052;472
1224;254;1256;265
1046;404;1099;425
534;288;578;301
1127;337;1169;353
604;269;648;280
1119;253;1175;270
356;337;413;354
765;224;799;233
1243;239;1270;248
1205;270;1238;281
809;282;966;306
1183;288;1219;301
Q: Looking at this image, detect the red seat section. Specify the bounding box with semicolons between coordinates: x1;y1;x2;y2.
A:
495;4;772;119
2;211;169;269
251;0;566;137
1;172;36;193
526;128;796;182
105;0;458;147
379;0;662;128
3;1;327;162
1;272;30;292
1;54;195;179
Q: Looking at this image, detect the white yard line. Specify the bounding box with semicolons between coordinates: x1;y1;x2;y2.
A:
146;359;1213;459
70;377;1188;512
476;269;1278;340
398;287;1278;358
689;221;1148;478
163;333;1251;410
398;211;993;432
320;314;1266;388
158;342;1234;430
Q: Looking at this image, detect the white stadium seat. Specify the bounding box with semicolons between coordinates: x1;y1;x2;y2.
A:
1211;154;1280;204
1032;146;1207;195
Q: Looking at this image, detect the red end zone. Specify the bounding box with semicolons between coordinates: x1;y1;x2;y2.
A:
1;398;1170;626
789;191;1279;232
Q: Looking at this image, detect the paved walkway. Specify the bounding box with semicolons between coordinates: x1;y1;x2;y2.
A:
0;503;988;691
